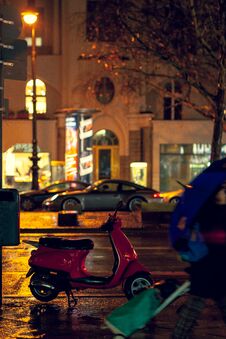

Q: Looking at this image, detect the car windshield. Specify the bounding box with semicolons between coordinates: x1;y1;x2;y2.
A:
46;184;67;192
85;183;98;192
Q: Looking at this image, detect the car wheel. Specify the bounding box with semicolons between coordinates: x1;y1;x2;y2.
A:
123;272;153;300
21;198;35;211
128;197;145;211
169;196;181;204
62;198;81;212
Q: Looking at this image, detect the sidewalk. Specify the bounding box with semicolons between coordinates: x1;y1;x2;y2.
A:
1;293;226;338
20;210;144;233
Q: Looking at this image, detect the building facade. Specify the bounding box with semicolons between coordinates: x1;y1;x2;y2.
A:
3;0;226;191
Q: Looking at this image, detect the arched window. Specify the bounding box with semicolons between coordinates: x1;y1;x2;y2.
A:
163;81;182;120
93;129;119;145
26;79;46;118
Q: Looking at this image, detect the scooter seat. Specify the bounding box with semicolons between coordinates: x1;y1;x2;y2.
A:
39;237;94;250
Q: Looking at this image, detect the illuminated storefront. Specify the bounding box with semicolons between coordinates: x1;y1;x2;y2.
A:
160;144;226;191
3;144;51;191
130;162;147;186
65;111;93;183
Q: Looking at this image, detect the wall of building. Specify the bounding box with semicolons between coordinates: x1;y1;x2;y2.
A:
2;119;57;159
2;0;225;189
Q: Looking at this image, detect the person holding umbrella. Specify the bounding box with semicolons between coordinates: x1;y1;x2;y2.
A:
170;158;226;338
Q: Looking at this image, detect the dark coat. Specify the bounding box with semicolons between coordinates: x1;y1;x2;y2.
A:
188;203;226;299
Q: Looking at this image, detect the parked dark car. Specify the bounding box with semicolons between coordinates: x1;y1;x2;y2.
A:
20;180;89;211
42;179;162;212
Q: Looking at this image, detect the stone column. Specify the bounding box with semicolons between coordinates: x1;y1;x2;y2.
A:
55;110;66;161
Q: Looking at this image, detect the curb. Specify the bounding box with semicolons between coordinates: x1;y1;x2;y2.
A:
20;225;168;234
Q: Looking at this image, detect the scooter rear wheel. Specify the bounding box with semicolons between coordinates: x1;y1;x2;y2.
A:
30;272;59;302
123;272;153;300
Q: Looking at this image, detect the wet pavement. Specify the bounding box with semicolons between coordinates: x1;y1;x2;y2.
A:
1;294;226;338
0;296;124;339
1;212;226;338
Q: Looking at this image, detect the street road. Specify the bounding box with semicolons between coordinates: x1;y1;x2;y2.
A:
1;212;226;338
2;230;187;298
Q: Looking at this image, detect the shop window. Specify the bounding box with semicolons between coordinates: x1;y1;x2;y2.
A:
160;143;226;191
25;79;47;118
163;81;182;120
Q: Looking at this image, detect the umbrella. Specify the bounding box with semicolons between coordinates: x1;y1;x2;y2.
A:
169;157;226;247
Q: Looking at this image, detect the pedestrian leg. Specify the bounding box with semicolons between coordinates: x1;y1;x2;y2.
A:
172;294;205;339
216;295;226;324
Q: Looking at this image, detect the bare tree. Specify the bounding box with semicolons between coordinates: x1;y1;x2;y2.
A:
82;0;226;161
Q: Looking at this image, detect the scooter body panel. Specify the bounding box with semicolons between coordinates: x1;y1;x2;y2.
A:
122;260;149;280
110;223;138;262
29;246;90;277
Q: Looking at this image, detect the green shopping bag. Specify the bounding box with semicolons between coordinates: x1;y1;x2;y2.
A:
105;280;190;338
105;288;161;337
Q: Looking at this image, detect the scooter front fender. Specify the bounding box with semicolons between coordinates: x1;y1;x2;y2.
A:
122;260;149;280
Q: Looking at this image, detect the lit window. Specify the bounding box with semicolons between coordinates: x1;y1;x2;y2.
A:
26;79;46;118
93;129;119;145
163;81;182;120
25;37;42;47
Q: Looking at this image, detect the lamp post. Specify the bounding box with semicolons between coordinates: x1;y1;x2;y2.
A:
22;9;39;190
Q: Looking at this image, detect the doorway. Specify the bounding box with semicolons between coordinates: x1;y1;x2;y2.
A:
93;130;119;181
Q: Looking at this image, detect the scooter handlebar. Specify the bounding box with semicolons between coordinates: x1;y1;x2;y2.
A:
113;201;123;216
100;201;123;231
100;216;116;232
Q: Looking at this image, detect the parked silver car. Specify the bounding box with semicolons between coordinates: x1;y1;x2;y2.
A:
42;179;162;212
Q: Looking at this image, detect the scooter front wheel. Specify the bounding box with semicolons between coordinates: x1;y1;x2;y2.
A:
30;272;60;302
123;271;153;300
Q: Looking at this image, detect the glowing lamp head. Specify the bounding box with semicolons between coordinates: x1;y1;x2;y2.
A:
22;10;39;25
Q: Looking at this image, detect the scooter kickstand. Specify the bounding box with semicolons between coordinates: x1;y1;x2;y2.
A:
65;289;78;308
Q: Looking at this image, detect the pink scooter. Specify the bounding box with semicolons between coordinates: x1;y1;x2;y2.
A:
26;202;153;307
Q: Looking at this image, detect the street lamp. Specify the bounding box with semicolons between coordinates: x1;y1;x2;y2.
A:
22;9;39;190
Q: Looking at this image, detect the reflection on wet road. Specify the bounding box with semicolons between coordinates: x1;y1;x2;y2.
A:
1;211;225;338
